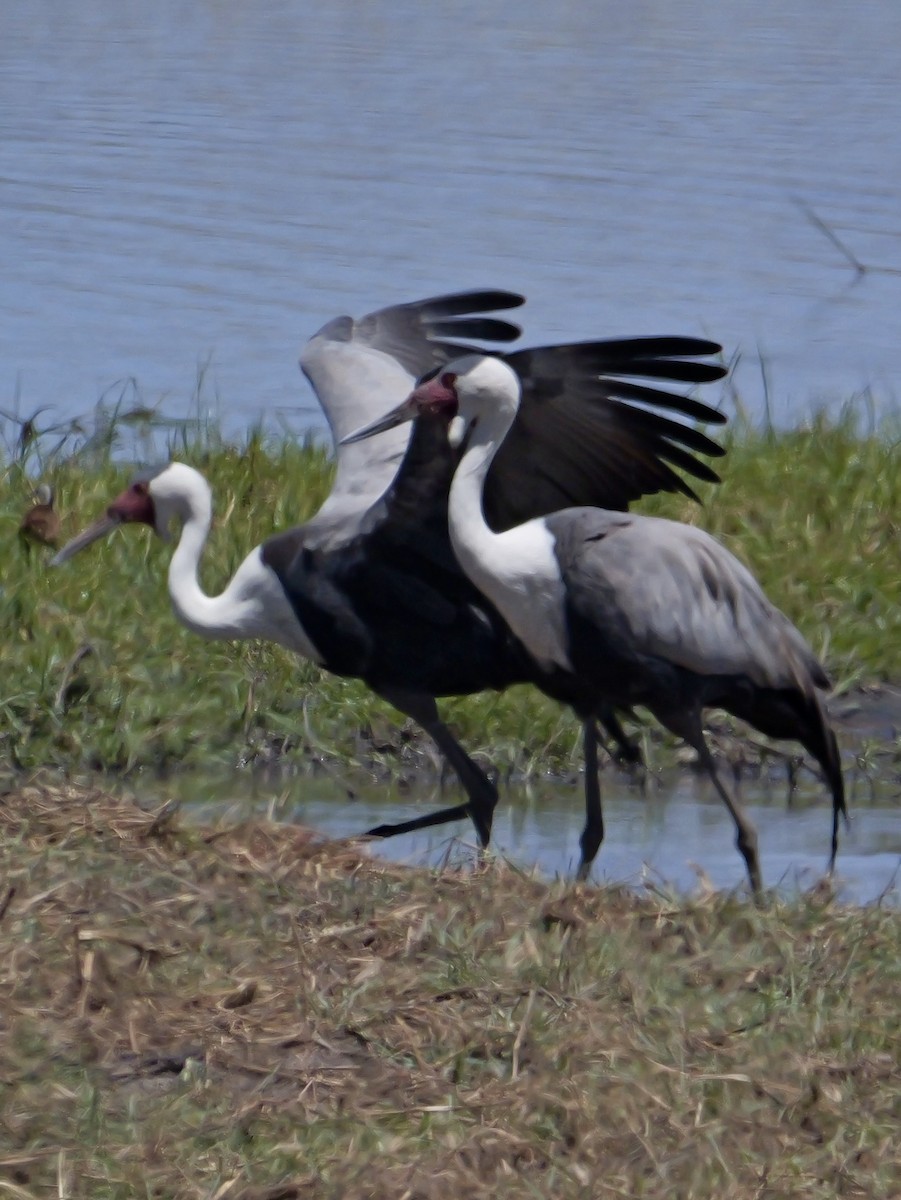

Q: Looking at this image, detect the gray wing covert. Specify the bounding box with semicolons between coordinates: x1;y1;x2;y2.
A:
299;291;524;530
558;512;825;690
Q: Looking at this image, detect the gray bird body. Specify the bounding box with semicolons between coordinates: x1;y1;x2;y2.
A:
545;508;827;693
372;355;846;895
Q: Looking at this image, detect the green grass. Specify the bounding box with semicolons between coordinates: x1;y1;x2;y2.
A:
641;412;901;688
0;781;898;1199
1;412;898;776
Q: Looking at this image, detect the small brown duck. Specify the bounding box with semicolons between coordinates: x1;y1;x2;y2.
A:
19;484;61;550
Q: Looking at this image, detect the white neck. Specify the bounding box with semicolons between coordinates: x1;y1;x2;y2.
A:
163;486;248;640
448;403;572;671
447;409;510;576
159;474;321;661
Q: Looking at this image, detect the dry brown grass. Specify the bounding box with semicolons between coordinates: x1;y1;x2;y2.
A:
0;777;898;1199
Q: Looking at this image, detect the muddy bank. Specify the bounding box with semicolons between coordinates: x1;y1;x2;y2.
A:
241;681;901;789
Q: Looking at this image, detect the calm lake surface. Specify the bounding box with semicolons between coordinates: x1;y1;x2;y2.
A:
2;0;901;446
160;768;900;907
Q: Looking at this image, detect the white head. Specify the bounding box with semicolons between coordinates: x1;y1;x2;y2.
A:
51;462;211;565
427;354;522;422
339;354;523;448
141;462;212;539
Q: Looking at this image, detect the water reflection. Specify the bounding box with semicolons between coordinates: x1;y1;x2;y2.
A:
157;769;900;907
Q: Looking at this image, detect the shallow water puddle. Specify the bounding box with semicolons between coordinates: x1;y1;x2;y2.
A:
151;769;900;906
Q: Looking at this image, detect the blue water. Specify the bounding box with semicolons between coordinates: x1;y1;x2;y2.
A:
2;0;900;450
158;768;901;907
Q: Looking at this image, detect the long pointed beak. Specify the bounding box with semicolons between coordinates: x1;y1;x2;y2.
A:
51;513;122;566
340;397;417;446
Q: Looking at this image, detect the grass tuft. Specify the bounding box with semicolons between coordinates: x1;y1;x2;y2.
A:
0;408;898;778
0;781;897;1198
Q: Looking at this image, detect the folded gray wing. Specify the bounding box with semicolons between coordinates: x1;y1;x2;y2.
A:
300;290;524;531
484;337;728;530
559;513;827;691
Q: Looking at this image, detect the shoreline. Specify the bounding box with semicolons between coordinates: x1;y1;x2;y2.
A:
0;779;897;1197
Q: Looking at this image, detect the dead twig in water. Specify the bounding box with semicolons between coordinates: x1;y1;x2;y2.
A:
794;196;867;277
796;195;901;278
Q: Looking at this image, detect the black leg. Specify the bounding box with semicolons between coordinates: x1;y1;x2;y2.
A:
577;720;605;881
366;801;483;840
598;711;643;767
661;708;762;900
365;690;499;848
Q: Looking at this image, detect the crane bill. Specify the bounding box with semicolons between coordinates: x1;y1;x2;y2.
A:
340;397;417;445
51;513;122;566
